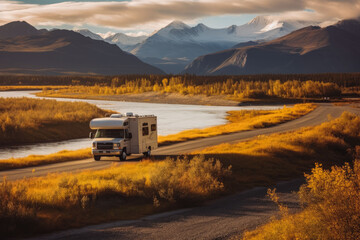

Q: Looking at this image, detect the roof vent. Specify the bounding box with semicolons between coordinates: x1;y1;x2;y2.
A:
126;112;134;117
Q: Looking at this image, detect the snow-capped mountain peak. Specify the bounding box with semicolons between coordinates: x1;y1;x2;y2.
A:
259;20;283;33
165;20;190;29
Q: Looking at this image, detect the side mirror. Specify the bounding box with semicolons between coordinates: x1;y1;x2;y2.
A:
127;133;132;139
89;132;94;139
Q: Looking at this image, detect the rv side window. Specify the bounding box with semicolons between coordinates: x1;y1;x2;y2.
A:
151;124;156;131
142;127;149;136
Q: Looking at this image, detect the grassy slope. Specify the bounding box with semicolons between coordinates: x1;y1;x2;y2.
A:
194;112;360;189
243;159;360;240
0;98;110;145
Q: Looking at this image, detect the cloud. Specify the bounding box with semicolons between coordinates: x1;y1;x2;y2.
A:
0;0;359;29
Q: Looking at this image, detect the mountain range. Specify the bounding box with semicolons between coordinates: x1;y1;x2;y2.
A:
77;16;319;73
0;17;359;76
0;22;163;75
183;19;360;75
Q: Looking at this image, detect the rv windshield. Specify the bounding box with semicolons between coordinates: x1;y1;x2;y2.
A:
95;129;125;138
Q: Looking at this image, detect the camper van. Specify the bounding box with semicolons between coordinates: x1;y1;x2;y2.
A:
89;113;158;161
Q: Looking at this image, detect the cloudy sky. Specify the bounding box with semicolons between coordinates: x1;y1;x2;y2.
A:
0;0;359;36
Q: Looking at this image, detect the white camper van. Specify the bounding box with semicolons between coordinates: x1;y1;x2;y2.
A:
89;113;158;161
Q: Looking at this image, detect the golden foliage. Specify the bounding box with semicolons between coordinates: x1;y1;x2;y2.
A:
159;103;316;145
0;156;230;236
38;77;341;100
196;112;360;157
0;97;109;145
243;160;360;240
0;148;91;171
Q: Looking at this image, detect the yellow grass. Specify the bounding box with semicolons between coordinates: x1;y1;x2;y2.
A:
0;148;91;171
159;103;316;145
0;97;110;145
194;112;360;189
243;159;360;240
0;85;67;91
0;156;230;237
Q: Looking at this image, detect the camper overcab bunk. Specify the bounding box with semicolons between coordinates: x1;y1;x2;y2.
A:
89;113;158;161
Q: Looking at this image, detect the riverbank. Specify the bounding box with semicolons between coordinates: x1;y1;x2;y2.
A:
36;91;240;106
0;98;112;146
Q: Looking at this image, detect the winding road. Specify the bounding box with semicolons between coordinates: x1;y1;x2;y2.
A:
3;103;360;240
2;103;358;181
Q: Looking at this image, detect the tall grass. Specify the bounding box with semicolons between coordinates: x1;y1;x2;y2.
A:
0;97;109;145
195;112;360;188
0;148;91;171
0;156;230;237
243;158;360;240
159;103;316;145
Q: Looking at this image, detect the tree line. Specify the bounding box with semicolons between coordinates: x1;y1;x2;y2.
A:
0;73;359;87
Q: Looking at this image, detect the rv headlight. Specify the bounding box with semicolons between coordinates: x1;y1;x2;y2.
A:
92;142;96;149
113;143;121;149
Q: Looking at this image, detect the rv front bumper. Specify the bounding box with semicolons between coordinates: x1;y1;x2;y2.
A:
92;149;122;156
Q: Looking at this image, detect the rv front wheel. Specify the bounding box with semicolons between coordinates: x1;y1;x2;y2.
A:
94;156;101;161
119;149;127;161
143;148;151;158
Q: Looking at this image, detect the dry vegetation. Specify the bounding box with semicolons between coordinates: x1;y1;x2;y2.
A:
0;97;110;145
0;156;230;237
195;112;360;189
1;113;360;237
37;77;341;101
0;86;67;91
243;157;360;240
0;148;91;171
159;103;316;145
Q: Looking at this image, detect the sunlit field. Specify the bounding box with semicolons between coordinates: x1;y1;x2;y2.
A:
159;103;316;145
0;98;110;145
195;112;360;188
0;156;230;237
1;113;359;237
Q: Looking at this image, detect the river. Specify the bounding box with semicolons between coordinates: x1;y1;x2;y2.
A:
0;90;280;159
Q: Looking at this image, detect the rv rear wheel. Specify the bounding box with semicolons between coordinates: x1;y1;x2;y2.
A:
119;149;127;161
94;156;101;161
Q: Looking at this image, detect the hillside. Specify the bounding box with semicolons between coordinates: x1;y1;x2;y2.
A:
0;22;164;75
184;19;360;75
